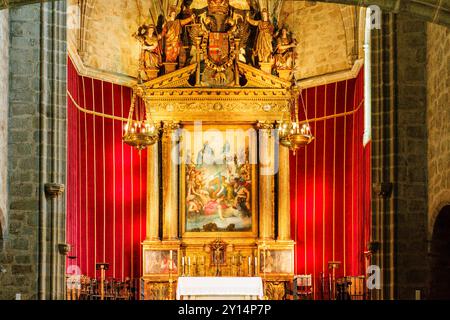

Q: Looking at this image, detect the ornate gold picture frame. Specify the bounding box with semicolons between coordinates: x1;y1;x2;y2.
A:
180;124;258;239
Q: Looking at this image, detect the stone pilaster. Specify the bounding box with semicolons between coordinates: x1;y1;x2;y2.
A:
1;2;67;300
0;8;8;241
370;12;397;301
39;0;68;300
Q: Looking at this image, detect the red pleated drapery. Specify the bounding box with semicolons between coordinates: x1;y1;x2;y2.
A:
289;70;370;298
67;58;147;280
67;57;370;291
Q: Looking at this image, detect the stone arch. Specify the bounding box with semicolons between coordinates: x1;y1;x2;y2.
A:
2;1;449;26
310;0;449;26
280;1;352;80
429;190;450;237
429;205;450;299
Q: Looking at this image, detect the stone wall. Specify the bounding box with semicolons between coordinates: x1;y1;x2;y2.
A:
426;23;450;236
0;1;67;300
394;14;429;299
371;12;432;300
0;3;42;300
77;0;149;78
280;1;355;79
71;0;362;81
370;13;397;300
0;9;8;241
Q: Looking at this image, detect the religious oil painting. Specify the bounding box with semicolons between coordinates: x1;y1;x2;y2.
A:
143;249;178;275
260;250;293;274
181;124;257;236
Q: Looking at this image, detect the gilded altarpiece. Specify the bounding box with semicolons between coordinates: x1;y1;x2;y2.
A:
139;63;295;299
138;0;295;300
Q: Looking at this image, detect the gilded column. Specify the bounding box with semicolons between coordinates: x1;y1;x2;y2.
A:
258;121;275;240
277;142;291;240
146;141;160;241
162;121;180;241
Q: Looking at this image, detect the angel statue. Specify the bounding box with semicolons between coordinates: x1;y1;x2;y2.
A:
133;24;162;81
274;27;297;71
161;6;196;63
246;8;274;66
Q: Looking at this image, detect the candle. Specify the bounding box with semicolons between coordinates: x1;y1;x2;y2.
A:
169;250;173;271
255;257;258;273
188;257;191;266
182;257;185;274
248;257;251;275
415;290;421;300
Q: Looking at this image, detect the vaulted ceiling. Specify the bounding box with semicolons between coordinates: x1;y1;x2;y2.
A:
66;0;366;86
2;0;449;26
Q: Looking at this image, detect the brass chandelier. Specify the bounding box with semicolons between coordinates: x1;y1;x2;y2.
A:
123;90;159;150
278;87;314;154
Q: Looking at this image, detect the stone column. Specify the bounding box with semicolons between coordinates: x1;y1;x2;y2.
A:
258;121;275;240
277;142;290;241
162;121;180;241
146;141;160;241
39;1;67;300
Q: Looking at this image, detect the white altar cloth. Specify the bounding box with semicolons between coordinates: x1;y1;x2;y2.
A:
176;277;264;300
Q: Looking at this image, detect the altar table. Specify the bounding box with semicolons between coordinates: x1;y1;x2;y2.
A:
176;277;264;300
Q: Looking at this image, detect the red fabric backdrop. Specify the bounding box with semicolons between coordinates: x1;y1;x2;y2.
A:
67;58;370;291
67;58;147;280
290;70;370;297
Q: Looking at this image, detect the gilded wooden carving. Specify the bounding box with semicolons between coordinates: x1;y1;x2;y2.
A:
139;0;295;301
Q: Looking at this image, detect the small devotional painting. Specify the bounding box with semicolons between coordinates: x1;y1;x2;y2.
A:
181;124;257;236
260;250;293;274
143;249;178;276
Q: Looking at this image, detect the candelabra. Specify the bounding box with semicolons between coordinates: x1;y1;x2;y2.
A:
122;90;159;150
278;87;314;154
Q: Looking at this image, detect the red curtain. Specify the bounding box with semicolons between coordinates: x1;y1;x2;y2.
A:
289;70;370;297
67;58;147;280
67;58;370;289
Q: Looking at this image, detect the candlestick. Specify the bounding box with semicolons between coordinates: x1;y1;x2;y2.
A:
248;256;251;276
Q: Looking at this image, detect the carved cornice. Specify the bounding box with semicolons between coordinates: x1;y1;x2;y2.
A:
138;64;197;89
257;121;275;130
58;243;71;256
162;121;180;135
144;100;289;123
68;45;136;87
238;62;292;89
295;59;363;89
44;183;65;199
135;64;293;122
